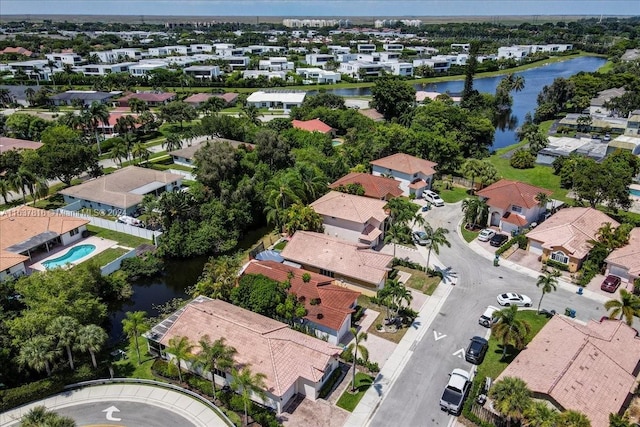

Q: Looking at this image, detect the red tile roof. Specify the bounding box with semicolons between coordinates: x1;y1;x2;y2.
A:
605;227;640;277
497;316;640;427
243;260;360;331
501;211;528;226
1;47;33;56
329;172;403;200
0;136;43;152
310;191;388;224
408;179;428;189
477;179;552;211
98;113;140;128
370;153;437;176
183;93;214;104
292;118;333;134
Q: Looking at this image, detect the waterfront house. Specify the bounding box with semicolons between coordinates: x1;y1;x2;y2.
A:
329;172;403;201
370;153;437;198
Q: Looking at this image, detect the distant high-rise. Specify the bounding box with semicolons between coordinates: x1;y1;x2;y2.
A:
282;19;339;28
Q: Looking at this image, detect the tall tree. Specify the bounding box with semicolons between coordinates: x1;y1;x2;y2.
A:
131;142;151;164
346;327;368;392
231;366;267;427
370;76;416;120
47;316;80;371
460;158;484;192
523;400;559;427
536;269;560;314
76;324;108;369
122;311;149;365
423;223;451;268
193;254;242;300
604;290;640;326
556;410;592;427
166;335;194;384
83;101;110;155
195;335;237;394
162;133;183;152
489;377;532;427
492;305;532;360
158;101;197;130
282;203;324;236
16;335;61;377
264;171;305;231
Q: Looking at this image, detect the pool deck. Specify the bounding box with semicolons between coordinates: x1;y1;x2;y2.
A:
29;236;118;272
630;183;640;214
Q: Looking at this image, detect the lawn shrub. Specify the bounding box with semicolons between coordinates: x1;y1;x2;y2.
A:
319;368;343;399
543;259;570;271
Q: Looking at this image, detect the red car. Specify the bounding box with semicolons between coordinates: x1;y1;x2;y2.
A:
600;275;621;293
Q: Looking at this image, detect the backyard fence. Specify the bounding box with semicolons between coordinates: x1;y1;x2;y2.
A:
168;169;195;181
470;403;508;427
100;248;138;276
55;208;162;242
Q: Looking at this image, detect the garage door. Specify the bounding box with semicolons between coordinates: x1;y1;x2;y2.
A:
607;265;629;281
528;241;543;256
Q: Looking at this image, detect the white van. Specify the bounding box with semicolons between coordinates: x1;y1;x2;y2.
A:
424;190;445;207
479;305;499;327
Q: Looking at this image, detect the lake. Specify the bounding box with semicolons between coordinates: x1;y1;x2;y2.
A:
312;56;607;150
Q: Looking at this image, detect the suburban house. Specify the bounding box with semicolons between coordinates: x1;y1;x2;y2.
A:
183;65;221;80
242;260;360;344
59;166;182;216
144;296;341;413
49;90;117;107
370;153;438;198
183;92;238;107
0;136;43;153
291;118;334;136
97;113;140;135
589;87;626;116
525;207;619;273
329;172;403;201
245;91;306;112
476;179;552;234
0;206;89;281
496;316;640;427
310;191;389;247
604;227;640;284
116;92;176;108
169;138;254;168
280;231;393;290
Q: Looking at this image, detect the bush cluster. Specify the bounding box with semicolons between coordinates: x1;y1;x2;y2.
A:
339;351;380;374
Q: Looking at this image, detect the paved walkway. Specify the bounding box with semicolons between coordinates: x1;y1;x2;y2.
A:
0;383;231;427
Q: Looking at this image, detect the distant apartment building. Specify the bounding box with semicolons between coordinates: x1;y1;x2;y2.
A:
357;44;377;53
339;61;384;78
383;44;404;52
258;57;294;71
283;19;339;28
217;56;250;69
45;53;83;67
305;53;335;68
148;45;190;57
242;70;287;80
79;62;136;76
498;44;573;60
413;58;451;73
189;44;213;53
295;68;341;84
183;65;221;80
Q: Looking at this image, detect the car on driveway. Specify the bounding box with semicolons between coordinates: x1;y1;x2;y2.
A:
439;368;471;415
423;190;445;207
412;231;429;246
497;292;532;307
465;336;489;365
600;275;622;293
489;233;509;247
477;229;496;242
478;305;499;327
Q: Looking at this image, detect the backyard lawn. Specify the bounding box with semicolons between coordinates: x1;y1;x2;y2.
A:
394;266;440;295
86;225;151;248
83;247;129;268
431;182;470;203
336;373;374;412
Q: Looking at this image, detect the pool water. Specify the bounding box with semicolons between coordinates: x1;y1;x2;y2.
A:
332;140;343;147
630;188;640;197
42;244;97;269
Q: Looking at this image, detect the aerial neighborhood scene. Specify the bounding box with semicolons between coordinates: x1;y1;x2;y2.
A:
1;2;640;426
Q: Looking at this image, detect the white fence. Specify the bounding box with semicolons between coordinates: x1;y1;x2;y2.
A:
168;169;195;181
55;208;162;242
100;248;138;276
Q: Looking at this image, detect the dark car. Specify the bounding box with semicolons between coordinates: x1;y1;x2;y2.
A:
465;336;488;365
600;275;622;293
489;233;509;247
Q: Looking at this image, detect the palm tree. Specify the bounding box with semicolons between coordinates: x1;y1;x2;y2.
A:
423;223;451;268
162;133;183;152
47;316;80;371
241;104;262;126
231;366;267;427
384;223;410;258
131;142;151;165
461;198;488;229
460;158;484;192
20;405;76;427
166;335;194;384
492;306;532;360
16;335;61;377
122;311;149;365
34;178;49;202
8;168;35;204
604;290;640;326
523;400;558;427
489;377;532;427
0;180;11;204
114;115;138;135
199;96;226;115
195;335;237;394
346;327;368;392
128;98;149;114
84;101;110;155
556;410;592;427
536;269;560;314
295;162;327;204
511;74;525;92
264;172;305;231
535;191;549;211
76;324;108;369
110;138;129;168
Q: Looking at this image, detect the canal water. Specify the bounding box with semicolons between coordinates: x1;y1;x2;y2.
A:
106;56;606;342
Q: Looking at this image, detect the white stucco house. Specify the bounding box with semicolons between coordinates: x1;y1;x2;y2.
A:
245;91;306;112
370;153;438;198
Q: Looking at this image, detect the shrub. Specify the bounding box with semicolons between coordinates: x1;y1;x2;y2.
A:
392;258;426;272
510;148;536;169
351;305;366;323
543;259;570;272
0;379;64;411
121;253;165;279
319;368;343;399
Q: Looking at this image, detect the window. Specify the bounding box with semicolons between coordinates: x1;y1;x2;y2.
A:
551;251;568;264
213;368;227;378
320;269;335;278
511;205;522;213
69;228;79;236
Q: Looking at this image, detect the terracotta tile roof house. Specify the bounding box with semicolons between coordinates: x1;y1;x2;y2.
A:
96;113;140;135
0;47;34;57
292;118;334;135
280;231;393;290
0;136;43;153
59;166;182;216
370;153;438;198
605;227;640;283
169;138;254;168
0;206;89;281
477;179;552;233
357;108;384;122
329;172;403;200
497;316;640;427
526;207;619;273
183;92;238;107
117;92;176;107
145;296;341;413
310;191;389;247
242;260;360;344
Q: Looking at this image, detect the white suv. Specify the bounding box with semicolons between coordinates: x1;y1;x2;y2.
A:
423;190;445;207
479;305;499;328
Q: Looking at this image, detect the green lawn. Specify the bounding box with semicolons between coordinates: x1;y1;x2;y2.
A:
432;182;470;203
112;337;156;380
394;266;440;295
336;373;374;412
83;247;129;268
461;224;480;243
86;225;151;248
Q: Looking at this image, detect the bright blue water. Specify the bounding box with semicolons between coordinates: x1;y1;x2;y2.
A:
43;244;96;269
630;188;640;197
312;56;607;150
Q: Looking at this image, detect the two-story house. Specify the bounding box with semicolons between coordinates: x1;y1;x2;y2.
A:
310;191;389;247
370;153;438;198
476;179;552;234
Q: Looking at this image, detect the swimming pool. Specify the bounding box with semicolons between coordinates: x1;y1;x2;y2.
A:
42;244;96;269
332;140;343;147
630;188;640;197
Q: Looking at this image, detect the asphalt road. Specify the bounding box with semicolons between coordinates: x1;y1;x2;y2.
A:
369;202;609;427
54;401;197;427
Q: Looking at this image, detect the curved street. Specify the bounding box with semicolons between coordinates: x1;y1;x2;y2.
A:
367;201;613;427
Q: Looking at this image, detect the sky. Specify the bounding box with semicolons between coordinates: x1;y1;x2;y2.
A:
1;0;639;18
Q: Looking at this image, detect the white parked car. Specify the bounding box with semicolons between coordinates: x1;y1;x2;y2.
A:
477;229;496;242
423;190;445;207
497;292;532;307
478;305;500;327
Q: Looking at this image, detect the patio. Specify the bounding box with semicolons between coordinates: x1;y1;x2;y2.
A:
28;236;118;272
